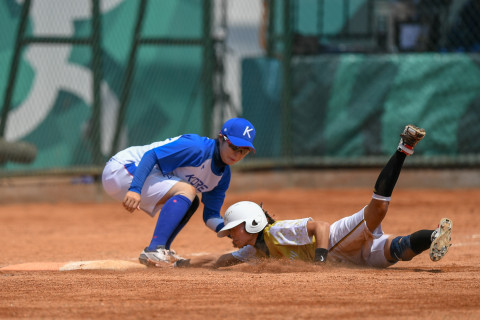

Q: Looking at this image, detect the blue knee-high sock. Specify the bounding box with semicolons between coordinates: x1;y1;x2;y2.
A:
165;196;199;249
148;195;192;250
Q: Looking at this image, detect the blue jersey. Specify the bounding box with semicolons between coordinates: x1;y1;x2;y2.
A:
112;134;229;232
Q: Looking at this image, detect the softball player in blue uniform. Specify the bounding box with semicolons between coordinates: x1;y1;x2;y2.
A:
171;125;453;269
102;118;256;266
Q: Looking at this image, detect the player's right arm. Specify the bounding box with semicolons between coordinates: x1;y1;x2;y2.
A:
123;135;204;212
174;245;256;269
174;253;242;269
214;253;243;268
123;191;141;213
123;150;158;212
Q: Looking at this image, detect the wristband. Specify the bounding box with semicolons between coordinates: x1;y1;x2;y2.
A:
314;248;328;263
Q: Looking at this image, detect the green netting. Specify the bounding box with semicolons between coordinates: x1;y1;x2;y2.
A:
242;53;480;167
1;0;480;176
0;0;206;174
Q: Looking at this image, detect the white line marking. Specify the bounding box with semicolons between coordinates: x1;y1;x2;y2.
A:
452;242;480;247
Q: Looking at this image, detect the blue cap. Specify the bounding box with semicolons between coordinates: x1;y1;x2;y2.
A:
220;118;256;152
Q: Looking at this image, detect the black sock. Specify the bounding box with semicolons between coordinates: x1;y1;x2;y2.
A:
373;151;406;197
409;229;434;254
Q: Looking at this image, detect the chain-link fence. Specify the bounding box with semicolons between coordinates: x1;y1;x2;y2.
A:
242;0;480;168
1;0;479;177
1;0;213;176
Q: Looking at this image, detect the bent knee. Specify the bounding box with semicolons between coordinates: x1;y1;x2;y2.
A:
369;199;389;216
161;181;197;203
174;182;197;199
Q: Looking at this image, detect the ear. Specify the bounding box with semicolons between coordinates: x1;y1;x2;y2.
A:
218;134;227;146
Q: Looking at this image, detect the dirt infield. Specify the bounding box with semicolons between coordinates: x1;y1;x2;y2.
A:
1;178;480;319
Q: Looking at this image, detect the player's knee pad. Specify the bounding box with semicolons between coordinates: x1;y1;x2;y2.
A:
179;195;199;225
389;236;413;262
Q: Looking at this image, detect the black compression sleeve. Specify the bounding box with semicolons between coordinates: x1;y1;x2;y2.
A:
373;151;406;197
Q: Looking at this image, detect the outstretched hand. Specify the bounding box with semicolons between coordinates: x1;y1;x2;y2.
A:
184;255;220;268
146;255;220;269
123;191;141;213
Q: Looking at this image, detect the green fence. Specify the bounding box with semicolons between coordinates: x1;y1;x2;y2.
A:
1;0;480;177
0;0;212;175
242;0;480;169
241;53;480;168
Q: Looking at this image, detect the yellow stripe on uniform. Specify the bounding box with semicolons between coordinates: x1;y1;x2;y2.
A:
329;219;365;252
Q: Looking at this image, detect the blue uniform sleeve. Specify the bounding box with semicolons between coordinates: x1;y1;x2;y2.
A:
128;135;209;194
128;149;157;194
201;168;231;232
153;135;207;174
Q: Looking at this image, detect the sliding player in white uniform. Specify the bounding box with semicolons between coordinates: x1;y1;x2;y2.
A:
171;125;453;269
102;118;256;266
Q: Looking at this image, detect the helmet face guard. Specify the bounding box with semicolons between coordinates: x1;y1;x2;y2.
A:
217;201;268;238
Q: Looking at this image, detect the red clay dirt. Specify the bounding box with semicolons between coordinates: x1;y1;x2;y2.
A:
1;185;479;319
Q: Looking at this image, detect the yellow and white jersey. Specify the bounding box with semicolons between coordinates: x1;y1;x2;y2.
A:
231;218;316;262
231;209;394;268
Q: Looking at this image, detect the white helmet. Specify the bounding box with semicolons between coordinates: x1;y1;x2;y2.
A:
217;201;268;238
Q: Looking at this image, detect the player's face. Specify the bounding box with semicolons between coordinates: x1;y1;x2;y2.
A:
219;135;250;165
229;223;256;248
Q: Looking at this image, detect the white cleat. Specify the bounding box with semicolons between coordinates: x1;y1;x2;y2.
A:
139;246;172;266
429;218;452;262
398;124;426;155
167;249;185;262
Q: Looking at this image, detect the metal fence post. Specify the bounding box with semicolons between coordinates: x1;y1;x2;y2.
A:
202;0;214;137
111;0;148;156
91;0;103;165
0;0;32;138
282;0;293;159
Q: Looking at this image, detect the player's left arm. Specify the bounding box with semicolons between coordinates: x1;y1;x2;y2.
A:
306;220;330;263
201;170;230;232
306;220;330;249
